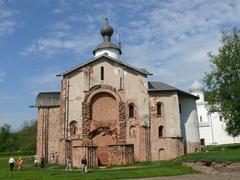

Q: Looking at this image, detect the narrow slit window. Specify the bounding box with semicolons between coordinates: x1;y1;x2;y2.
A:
101;66;104;80
120;77;122;89
179;103;182;114
159;126;163;137
157;103;162;116
129;104;134;118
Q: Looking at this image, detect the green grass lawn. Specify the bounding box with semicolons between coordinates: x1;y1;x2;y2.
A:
1;146;240;180
0;157;197;180
205;143;240;151
175;149;240;163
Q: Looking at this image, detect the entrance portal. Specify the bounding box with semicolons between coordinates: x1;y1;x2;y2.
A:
89;92;119;166
97;146;109;166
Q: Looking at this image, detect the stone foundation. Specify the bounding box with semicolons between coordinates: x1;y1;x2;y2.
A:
151;137;184;161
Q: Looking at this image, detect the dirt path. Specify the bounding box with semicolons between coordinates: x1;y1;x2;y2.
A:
134;172;240;180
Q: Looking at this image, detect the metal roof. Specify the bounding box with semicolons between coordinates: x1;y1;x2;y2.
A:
93;41;122;55
35;92;60;107
148;81;177;91
148;81;198;99
59;54;152;76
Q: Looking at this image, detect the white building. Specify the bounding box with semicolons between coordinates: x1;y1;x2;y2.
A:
190;80;240;145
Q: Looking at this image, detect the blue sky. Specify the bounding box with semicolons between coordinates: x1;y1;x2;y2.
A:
0;0;240;130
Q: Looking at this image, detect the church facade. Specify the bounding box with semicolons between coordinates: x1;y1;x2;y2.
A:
190;80;240;146
35;19;200;167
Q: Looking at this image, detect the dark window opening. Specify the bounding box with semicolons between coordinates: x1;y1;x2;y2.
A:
179;103;182;114
101;66;104;80
120;77;123;89
219;116;223;121
200;138;205;146
159;126;163;137
70;121;77;136
200;116;202;122
157;103;162;116
129;104;134;118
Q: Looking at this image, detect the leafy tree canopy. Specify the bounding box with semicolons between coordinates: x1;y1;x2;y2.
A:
0;120;36;152
204;28;240;137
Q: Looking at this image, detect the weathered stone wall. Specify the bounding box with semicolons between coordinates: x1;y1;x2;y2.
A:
47;107;60;162
36;108;44;160
67;57;149;137
37;57;151;166
72;146;86;168
36;107;60;162
125;98;142;161
151;137;184;160
108;144;134;165
81;84;126;144
60;78;67;139
149;92;184;160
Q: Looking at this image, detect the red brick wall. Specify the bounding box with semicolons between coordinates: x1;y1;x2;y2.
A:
108;145;134;165
36;107;60;162
90;92;118;132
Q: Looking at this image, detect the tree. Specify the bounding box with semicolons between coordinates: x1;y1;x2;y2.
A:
204;28;240;137
0;120;37;152
16;120;37;151
0;124;13;151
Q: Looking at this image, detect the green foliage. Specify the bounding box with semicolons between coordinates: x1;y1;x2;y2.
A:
0;120;37;153
0;124;15;152
14;120;37;152
0;151;35;158
204;91;211;102
204;28;240;136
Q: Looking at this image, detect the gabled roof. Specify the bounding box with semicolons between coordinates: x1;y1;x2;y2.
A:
59;54;152;76
35;92;60;107
148;81;198;99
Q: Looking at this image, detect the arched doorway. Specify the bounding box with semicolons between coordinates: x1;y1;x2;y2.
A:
159;148;165;160
89;92;119;165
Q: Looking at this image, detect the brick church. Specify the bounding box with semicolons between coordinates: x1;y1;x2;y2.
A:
35;18;200;167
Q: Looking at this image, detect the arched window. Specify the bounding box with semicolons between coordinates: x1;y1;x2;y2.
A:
69;121;77;136
156;102;163;116
128;104;134;118
158;126;163;137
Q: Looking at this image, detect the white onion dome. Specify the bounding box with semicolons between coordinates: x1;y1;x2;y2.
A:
190;80;204;92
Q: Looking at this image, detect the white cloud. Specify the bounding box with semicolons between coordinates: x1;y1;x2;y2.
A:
24;71;61;94
21;0;240;90
22;35;99;56
23;70;62;96
0;2;19;38
119;0;239;90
